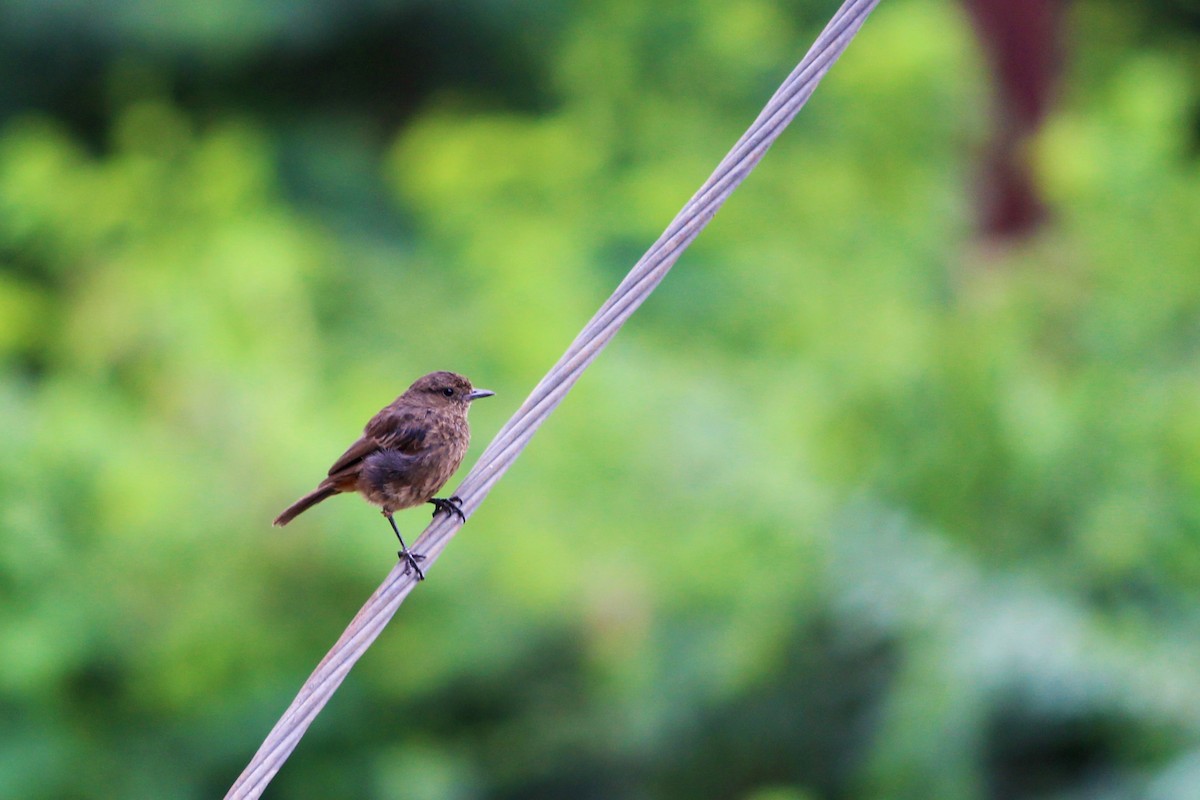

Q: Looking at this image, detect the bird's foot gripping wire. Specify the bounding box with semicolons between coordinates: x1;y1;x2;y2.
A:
385;512;426;581
428;495;466;523
397;548;426;581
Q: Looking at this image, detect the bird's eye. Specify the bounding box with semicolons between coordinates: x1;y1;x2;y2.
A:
441;387;455;397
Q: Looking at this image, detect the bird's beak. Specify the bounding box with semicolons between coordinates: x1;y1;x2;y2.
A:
469;389;495;401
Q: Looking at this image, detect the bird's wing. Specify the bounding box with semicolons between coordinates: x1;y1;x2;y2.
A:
325;409;427;477
325;435;378;478
373;412;429;454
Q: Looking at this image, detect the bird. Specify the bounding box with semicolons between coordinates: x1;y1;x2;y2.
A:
274;371;494;580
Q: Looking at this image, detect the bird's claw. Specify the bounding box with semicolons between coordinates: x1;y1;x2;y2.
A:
398;549;427;581
428;495;466;523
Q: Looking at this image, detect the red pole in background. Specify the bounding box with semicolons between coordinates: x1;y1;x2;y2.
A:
962;0;1068;242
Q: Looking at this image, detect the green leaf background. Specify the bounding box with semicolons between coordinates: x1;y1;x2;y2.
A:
2;0;1199;797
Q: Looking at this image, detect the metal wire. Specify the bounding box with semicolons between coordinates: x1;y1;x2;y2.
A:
225;1;881;795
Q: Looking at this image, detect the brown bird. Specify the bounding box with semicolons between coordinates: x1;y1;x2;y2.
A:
274;371;494;580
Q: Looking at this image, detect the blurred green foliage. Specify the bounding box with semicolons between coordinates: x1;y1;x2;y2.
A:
2;0;1200;798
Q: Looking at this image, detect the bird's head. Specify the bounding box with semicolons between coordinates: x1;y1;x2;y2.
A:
403;371;495;410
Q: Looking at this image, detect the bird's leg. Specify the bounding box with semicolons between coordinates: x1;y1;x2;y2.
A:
428;495;466;523
384;512;426;581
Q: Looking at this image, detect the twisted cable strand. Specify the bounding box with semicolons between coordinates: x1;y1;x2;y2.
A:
226;1;880;795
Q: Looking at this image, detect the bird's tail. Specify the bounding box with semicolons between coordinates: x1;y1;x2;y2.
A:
273;485;339;526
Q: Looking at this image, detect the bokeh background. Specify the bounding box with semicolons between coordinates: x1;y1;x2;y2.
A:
2;0;1200;797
